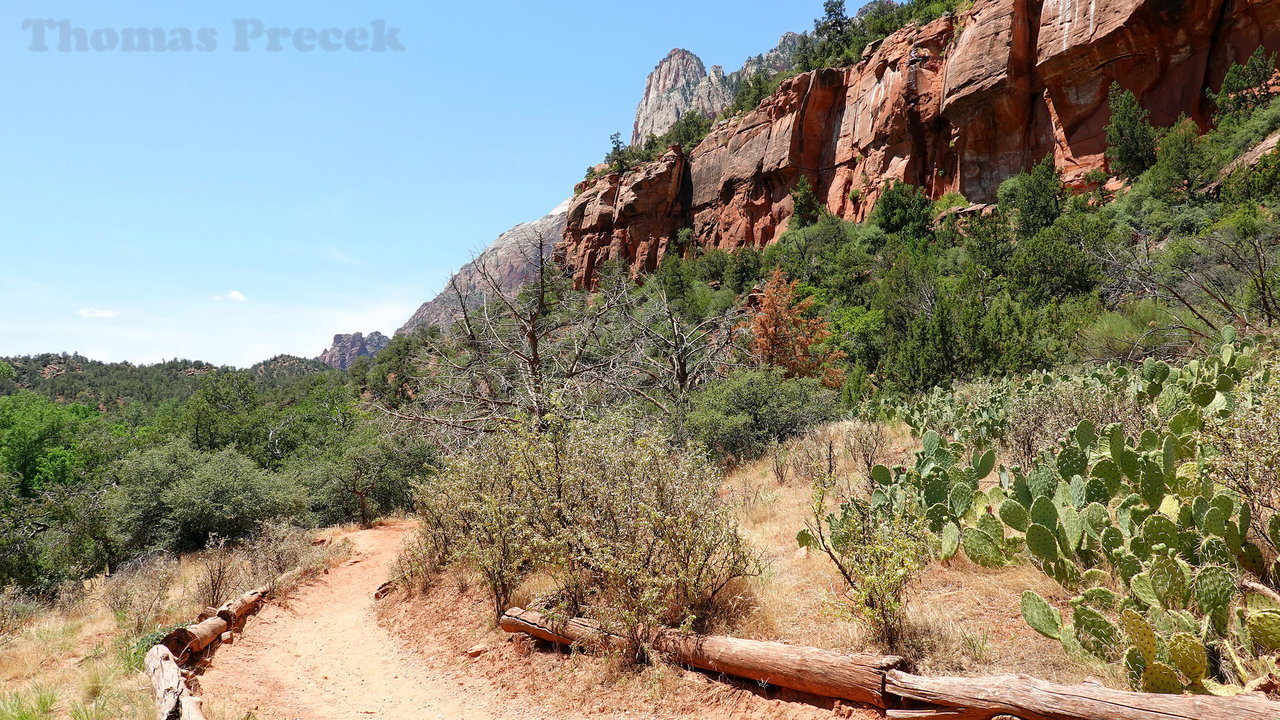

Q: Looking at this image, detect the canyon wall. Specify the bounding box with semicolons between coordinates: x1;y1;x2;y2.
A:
560;0;1280;287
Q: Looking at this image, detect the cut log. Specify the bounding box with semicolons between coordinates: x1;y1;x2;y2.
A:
179;695;209;720
499;608;623;650
652;630;904;708
884;670;1280;720
144;645;183;720
500;607;903;707
215;587;266;626
161;616;228;658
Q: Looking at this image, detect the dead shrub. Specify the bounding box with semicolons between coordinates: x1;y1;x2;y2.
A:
102;551;179;636
194;536;244;609
844;420;887;490
0;585;40;640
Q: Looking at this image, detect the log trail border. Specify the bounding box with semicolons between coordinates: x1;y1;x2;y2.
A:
144;586;269;720
500;606;1280;720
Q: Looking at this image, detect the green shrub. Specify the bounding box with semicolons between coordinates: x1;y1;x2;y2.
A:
411;414;759;657
687;368;838;459
799;485;929;650
1105;83;1161;180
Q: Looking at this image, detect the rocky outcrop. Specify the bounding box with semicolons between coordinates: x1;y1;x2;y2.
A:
631;34;801;144
318;332;390;370
397;200;571;335
633;50;733;144
562;0;1280;287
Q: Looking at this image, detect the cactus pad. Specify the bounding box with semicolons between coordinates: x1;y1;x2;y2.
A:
1169;632;1207;682
1120;608;1158;664
1142;661;1184;694
999;498;1029;532
961;527;1005;568
1058;446;1088;481
1149;550;1188;610
1030;496;1059;528
940;521;960;560
1073;604;1121;659
1020;590;1061;640
1247;610;1280;653
1026;523;1060;563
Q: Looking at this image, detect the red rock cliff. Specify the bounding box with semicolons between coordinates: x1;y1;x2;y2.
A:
559;0;1280;287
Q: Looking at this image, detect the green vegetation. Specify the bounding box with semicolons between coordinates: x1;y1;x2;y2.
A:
792;0;966;73
587;111;713;182
0;358;428;596
404;414;759;657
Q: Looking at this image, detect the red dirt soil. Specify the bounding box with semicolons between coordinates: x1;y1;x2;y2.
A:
198;522;867;720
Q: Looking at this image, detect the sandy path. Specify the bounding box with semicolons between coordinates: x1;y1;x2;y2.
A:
199;522;571;720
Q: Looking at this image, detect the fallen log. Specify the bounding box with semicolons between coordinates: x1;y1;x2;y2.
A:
500;607;903;708
215;587;266;626
652;630;903;708
884;670;1280;720
498;607;623;650
161;616;228;659
178;695;209;720
144;645;184;720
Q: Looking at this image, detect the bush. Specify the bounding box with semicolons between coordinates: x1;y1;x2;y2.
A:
111;441;306;553
161;446;306;551
410;414;760;657
799;486;929;651
1203;363;1280;546
687;368;839;459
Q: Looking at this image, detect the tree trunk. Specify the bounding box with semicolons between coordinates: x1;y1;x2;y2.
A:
500;608;1280;720
215;587;266;628
161;616;228;659
144;645;184;720
500;607;904;708
884;670;1280;720
651;629;903;709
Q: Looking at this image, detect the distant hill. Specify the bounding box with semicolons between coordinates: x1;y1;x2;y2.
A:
0;352;332;409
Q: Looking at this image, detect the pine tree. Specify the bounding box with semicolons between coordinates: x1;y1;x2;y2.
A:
1104;83;1160;180
748;268;845;387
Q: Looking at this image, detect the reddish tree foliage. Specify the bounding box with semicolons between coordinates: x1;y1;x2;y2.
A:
748;268;846;388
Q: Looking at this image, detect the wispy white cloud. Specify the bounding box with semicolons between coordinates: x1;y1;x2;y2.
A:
212;290;248;302
77;307;119;318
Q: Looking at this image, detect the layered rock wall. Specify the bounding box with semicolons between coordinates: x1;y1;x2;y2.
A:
561;0;1280;287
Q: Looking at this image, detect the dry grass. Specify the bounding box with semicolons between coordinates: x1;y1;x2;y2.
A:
726;419;1115;686
0;526;350;720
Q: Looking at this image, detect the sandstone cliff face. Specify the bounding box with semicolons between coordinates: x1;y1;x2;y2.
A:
563;0;1280;287
631;34;800;144
318;331;390;370
397;200;571;335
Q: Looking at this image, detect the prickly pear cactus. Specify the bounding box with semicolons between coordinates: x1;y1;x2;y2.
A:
1169;632;1207;683
999;498;1029;532
1142;661;1185;694
1025;523;1060;563
1120;608;1158;665
1020;590;1061;640
1194;565;1236;635
961;527;1005;568
1247;610;1280;653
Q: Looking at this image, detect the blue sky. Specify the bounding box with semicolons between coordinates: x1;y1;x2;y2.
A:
1;1;821;367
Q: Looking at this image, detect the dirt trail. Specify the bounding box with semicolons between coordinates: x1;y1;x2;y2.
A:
199;522;573;720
